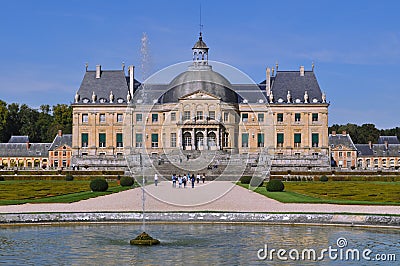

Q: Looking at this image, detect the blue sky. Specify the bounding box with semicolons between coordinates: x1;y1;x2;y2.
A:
0;0;399;128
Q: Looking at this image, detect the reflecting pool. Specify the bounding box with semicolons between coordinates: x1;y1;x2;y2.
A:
0;223;398;265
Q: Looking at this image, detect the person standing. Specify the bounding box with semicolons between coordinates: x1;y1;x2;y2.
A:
178;175;183;188
191;174;195;188
183;175;187;188
172;174;176;188
154;173;158;186
196;173;200;184
202;173;206;183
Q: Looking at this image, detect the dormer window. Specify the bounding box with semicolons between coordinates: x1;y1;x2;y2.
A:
117;98;124;103
82;98;90;103
99;98;107;103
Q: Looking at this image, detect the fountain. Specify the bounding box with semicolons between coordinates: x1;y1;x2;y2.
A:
130;32;160;246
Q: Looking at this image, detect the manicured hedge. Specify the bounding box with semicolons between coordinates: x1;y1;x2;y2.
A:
90;178;109;192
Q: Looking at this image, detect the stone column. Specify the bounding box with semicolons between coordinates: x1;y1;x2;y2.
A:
205;128;208;150
178;129;182;148
216;127;220;149
191;128;195;150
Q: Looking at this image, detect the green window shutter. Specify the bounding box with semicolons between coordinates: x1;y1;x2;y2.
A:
151;133;158;142
99;133;106;143
82;133;88;143
277;133;284;143
136;133;142;142
294;133;301;143
242;133;249;147
312;133;319;146
258;133;264;143
116;133;123;142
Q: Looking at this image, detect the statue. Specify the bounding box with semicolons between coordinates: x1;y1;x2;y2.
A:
322;92;326;103
74;92;80;103
127;92;131;103
269;90;274;103
109;91;114;103
92;91;96;103
287;90;291;103
304;91;309;103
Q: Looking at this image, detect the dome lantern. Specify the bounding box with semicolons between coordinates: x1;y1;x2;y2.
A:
192;33;209;66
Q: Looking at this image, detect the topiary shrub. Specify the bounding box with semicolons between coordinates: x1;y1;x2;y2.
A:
239;176;252;184
266;179;284;192
90;178;108;192
0;176;4;181
120;176;134;187
65;174;74;181
320;175;328;182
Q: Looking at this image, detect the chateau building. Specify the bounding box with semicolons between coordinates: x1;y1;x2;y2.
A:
329;131;357;168
72;34;330;171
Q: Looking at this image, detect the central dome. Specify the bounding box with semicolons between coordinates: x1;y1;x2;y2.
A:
160;65;238;103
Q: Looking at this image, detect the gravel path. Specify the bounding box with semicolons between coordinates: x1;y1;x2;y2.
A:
0;181;399;214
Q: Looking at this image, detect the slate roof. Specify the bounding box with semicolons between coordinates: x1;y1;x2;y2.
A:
355;144;400;157
0;143;50;157
74;70;138;105
8;136;29;143
378;136;400;144
329;134;357;150
261;71;324;104
75;66;322;106
48;134;72;151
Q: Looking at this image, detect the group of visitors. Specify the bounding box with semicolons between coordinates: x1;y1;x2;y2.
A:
171;173;206;188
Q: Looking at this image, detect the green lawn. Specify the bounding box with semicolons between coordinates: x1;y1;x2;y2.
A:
238;181;400;205
0;180;135;205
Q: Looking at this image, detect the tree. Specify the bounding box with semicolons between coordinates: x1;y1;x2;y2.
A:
48;104;72;138
35;104;54;142
4;103;21;141
0;100;8;142
19;104;40;142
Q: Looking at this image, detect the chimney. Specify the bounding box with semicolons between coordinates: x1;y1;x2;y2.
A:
332;131;336;136
384;140;388;149
26;141;30;150
96;65;101;79
129;65;135;97
342;131;346;136
58;130;62;137
266;67;271;96
300;66;305;76
368;141;372;149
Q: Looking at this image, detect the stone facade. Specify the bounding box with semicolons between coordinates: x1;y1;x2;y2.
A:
71;34;330;171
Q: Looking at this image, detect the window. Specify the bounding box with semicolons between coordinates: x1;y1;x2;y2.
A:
242;133;249;148
196;111;203;120
223;112;228;122
312;113;319;122
62;151;66;156
117;113;123;123
171;133;177;147
62;160;67;167
135;133;143;148
295;113;301;122
277;113;283;122
171;112;176;121
257;133;264;147
100;113;106;123
116;133;123;148
136;113;143;122
82;114;88;123
209;111;215;120
347;152;351;157
277;133;284;147
242;113;248;122
152;114;158;122
184;111;191;120
312;133;319;147
339;152;343;157
54;151;58;156
54;160;58;168
81;133;88;147
99;133;106;147
294;133;301;148
151;133;159;148
223;133;229;147
258;113;264;122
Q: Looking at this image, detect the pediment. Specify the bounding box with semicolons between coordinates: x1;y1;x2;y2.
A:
179;90;221;100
